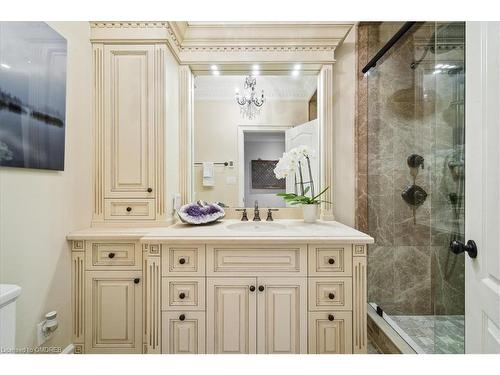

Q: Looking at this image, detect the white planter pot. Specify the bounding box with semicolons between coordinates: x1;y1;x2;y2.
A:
302;204;319;223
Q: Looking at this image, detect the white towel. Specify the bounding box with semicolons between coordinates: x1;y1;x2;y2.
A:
202;162;215;186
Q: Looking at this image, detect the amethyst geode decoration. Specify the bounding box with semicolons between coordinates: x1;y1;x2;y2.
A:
177;201;225;225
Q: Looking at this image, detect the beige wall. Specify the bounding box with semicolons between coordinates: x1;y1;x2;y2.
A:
193;99;308;206
0;22;92;350
332;26;356;226
164;50;180;219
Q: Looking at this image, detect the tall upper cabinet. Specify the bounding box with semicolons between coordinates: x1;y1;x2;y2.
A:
91;36;167;226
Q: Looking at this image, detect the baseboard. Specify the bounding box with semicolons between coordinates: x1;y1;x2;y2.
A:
61;344;74;354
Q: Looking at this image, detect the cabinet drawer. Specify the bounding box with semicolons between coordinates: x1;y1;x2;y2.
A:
308;277;352;310
308;244;352;276
162;311;206;354
308;311;353;354
85;241;141;270
162;245;205;276
104;199;155;220
207;244;307;276
162;278;205;311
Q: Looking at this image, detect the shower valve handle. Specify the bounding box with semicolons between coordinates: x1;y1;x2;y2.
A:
450;240;478;259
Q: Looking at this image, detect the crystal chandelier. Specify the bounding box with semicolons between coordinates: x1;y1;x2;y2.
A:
235;75;265;120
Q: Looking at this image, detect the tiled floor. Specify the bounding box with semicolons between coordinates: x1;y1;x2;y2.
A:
389;315;464;354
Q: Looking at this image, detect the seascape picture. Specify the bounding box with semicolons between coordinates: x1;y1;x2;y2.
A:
0;22;67;170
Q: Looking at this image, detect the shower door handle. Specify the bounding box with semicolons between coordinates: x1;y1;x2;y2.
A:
450;240;478;259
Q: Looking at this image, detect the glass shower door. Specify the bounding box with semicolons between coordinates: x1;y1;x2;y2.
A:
365;21;466;354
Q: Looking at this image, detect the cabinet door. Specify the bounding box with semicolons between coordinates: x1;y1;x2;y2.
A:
85;271;142;353
256;277;307;354
162;311;205;354
308;311;353;354
206;278;257;354
104;44;155;199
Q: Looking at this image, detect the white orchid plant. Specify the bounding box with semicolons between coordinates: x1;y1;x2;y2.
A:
274;145;330;205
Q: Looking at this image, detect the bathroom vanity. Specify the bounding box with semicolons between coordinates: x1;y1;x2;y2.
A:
69;22;373;355
67;220;373;354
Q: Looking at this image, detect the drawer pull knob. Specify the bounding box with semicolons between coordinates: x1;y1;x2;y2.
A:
328;258;335;264
108;252;115;259
179;292;186;299
147;187;153;193
126;206;132;212
258;285;265;292
328;293;335;300
249;285;256;292
179;258;186;265
328;314;335;321
134;278;140;284
179;314;186;321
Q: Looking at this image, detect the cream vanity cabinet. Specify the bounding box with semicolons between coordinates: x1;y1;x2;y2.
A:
70;239;144;354
154;240;368;355
92;41;166;225
69;231;369;354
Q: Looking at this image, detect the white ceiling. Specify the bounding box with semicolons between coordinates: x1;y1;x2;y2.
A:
194;75;317;101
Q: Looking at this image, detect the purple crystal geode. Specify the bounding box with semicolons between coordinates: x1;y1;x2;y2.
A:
177;201;225;225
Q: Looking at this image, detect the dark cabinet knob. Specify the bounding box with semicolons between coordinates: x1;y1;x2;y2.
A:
249;285;256;292
328;293;335;300
328;258;335;265
258;285;265;292
328;314;335;321
179;292;185;299
108;252;115;259
450;240;478;258
147;188;153;193
179;314;185;321
134;278;140;284
126;207;132;212
179;258;186;264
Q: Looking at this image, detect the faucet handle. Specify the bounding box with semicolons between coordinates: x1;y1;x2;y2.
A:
236;208;248;221
266;208;279;221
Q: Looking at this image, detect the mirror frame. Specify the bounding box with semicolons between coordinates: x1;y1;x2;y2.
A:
179;64;334;220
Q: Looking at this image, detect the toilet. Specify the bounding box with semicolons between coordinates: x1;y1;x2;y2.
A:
0;284;22;353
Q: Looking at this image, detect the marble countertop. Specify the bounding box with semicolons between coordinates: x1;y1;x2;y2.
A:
67;220;374;244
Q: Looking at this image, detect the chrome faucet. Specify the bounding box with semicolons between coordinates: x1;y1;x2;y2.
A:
253;200;261;221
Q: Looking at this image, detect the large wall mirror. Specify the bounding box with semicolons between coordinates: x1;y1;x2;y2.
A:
191;68;320;208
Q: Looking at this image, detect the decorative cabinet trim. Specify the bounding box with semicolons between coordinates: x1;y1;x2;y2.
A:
144;253;161;353
71;252;85;345
179;65;194;205
92;44;105;221
319;64;334;220
72;240;84;251
154;45;166;219
354;244;367;256
352;256;367;353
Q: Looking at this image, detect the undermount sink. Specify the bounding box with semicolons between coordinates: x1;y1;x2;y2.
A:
225;221;286;232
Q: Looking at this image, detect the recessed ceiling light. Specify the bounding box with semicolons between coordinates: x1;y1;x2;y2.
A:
292;70;300;77
0;63;11;69
212;70;220;76
294;64;301;70
210;65;218;71
252;64;260;70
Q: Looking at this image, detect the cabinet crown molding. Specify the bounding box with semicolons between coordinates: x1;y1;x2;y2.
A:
90;21;354;63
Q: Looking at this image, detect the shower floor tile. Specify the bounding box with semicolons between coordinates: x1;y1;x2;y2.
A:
389;315;464;354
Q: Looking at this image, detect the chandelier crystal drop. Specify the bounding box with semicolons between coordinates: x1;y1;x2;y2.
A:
235;75;265;120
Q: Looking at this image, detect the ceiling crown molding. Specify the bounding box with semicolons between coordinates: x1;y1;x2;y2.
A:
90;21;354;64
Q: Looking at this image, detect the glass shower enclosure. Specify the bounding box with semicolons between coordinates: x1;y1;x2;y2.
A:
365;22;466;354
